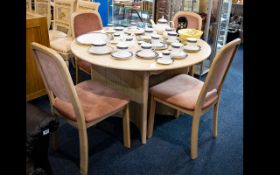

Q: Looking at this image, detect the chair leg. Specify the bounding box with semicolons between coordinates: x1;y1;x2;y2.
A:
75;58;79;84
213;101;219;138
51;129;59;151
175;110;180;118
190;113;201;159
147;96;156;138
78;128;89;175
189;65;195;76
123;105;131;148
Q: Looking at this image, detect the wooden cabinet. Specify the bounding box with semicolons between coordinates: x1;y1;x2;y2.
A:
26;12;50;101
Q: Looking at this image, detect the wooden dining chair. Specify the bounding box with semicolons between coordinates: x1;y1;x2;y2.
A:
71;11;103;84
172;11;202;76
26;0;32;12
147;38;241;159
75;0;100;12
48;0;76;67
31;42;131;175
34;0;51;29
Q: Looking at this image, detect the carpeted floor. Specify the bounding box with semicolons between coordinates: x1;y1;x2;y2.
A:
30;45;243;175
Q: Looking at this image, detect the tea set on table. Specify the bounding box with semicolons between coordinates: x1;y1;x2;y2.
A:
76;16;202;65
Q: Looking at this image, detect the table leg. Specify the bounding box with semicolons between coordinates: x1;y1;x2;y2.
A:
140;72;149;144
90;66;149;144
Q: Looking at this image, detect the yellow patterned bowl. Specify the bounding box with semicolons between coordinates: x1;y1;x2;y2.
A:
178;29;203;44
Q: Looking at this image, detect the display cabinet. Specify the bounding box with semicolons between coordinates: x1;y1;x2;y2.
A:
194;0;233;77
215;0;232;52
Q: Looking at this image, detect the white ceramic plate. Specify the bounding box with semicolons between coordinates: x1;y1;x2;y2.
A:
76;32;108;45
88;46;114;55
156;58;174;65
184;45;201;52
111;51;133;60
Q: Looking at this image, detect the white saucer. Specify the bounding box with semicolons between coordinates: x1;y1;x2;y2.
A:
156;58;173;65
184;45;201;52
141;35;151;41
171;51;188;59
109;40;119;44
136;50;158;59
111;51;133;59
88;46;113;55
137;50;156;58
152;43;168;50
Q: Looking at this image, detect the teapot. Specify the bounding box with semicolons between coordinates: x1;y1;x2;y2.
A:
150;16;174;35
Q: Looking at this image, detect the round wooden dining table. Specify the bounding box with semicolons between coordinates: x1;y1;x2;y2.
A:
71;38;211;144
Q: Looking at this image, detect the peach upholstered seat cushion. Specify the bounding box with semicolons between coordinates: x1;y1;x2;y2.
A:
77;59;91;74
49;30;68;41
150;74;218;110
50;37;73;54
53;80;129;123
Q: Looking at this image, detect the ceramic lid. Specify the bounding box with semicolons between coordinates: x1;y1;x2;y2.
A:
187;38;198;43
141;43;152;49
168;31;177;36
114;26;124;31
114;32;121;37
171;42;183;48
162;50;170;55
126;36;133;41
151;34;160;39
158;16;168;24
116;42;128;49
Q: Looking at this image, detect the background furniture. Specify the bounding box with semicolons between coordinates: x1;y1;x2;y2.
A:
49;0;76;65
76;0;100;12
172;11;203;76
26;103;59;175
26;12;50;101
34;0;51;29
147;38;241;159
26;0;32;12
31;42;130;175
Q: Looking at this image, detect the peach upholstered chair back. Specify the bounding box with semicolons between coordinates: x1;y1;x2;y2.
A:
71;11;103;38
31;42;84;119
76;0;100;12
53;0;76;37
34;0;51;28
197;38;241;109
172;11;202;30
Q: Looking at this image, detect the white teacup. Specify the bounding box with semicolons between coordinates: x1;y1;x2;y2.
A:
113;33;121;42
116;42;130;57
144;28;154;37
124;35;135;48
187;38;198;48
140;43;154;57
167;31;178;43
91;39;110;54
162;50;171;60
151;34;162;47
171;42;184;57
